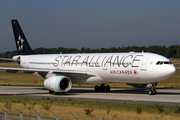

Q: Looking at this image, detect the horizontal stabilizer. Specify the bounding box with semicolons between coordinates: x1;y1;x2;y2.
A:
0;58;20;62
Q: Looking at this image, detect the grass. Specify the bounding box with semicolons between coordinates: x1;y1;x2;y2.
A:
0;97;179;120
171;60;180;67
0;63;44;86
0;62;180;89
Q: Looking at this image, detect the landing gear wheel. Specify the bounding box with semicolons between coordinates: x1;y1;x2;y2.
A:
94;84;111;92
100;84;105;92
149;89;156;95
149;89;153;95
153;89;156;95
95;85;99;92
105;85;110;92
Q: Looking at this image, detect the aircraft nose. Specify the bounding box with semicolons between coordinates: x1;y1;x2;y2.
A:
167;65;176;77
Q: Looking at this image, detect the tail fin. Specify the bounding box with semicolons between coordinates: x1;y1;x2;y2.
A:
11;19;35;55
168;52;173;60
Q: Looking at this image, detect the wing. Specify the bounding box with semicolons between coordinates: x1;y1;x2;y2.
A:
0;67;96;80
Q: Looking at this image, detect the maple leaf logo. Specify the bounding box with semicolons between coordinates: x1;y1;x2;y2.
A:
133;70;138;75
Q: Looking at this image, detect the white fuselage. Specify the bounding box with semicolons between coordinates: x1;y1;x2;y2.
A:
14;52;176;84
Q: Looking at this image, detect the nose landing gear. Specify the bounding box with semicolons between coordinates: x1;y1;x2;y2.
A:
94;84;110;92
149;83;157;95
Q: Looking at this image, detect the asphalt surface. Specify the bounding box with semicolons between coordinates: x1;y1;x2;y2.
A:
0;86;180;106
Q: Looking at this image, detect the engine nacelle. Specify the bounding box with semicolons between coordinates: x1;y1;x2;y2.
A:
43;76;72;92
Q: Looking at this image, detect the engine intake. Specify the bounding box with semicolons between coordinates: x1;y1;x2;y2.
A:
44;76;72;92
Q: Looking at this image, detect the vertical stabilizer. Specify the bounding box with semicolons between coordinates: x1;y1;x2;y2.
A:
11;19;35;55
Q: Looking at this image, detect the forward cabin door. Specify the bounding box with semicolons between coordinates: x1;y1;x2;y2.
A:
140;57;149;71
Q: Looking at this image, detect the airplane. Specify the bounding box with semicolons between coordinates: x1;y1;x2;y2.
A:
0;19;176;95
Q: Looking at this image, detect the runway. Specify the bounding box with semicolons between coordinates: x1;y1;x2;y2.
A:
0;86;180;106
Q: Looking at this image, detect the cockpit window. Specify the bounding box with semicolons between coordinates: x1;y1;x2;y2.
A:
156;61;160;65
156;61;172;65
164;61;169;64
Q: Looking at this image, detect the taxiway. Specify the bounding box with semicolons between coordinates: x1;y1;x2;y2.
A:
0;86;180;106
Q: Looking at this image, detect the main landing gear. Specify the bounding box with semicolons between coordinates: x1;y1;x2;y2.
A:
149;83;157;95
94;84;110;92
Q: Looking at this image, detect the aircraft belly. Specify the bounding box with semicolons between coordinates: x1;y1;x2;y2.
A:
72;76;105;84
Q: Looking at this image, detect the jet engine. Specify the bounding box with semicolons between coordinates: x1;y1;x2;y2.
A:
43;76;72;92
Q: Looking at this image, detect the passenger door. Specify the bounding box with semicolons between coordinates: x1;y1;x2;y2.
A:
140;57;149;71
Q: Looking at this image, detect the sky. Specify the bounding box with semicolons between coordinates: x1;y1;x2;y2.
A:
0;0;180;52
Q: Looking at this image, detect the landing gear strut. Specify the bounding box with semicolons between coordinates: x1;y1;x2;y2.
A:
149;83;157;95
94;84;110;92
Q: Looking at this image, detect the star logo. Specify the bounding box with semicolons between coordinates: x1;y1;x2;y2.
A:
17;35;24;51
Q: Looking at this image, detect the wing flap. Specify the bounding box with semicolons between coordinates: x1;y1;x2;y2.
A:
5;70;18;73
